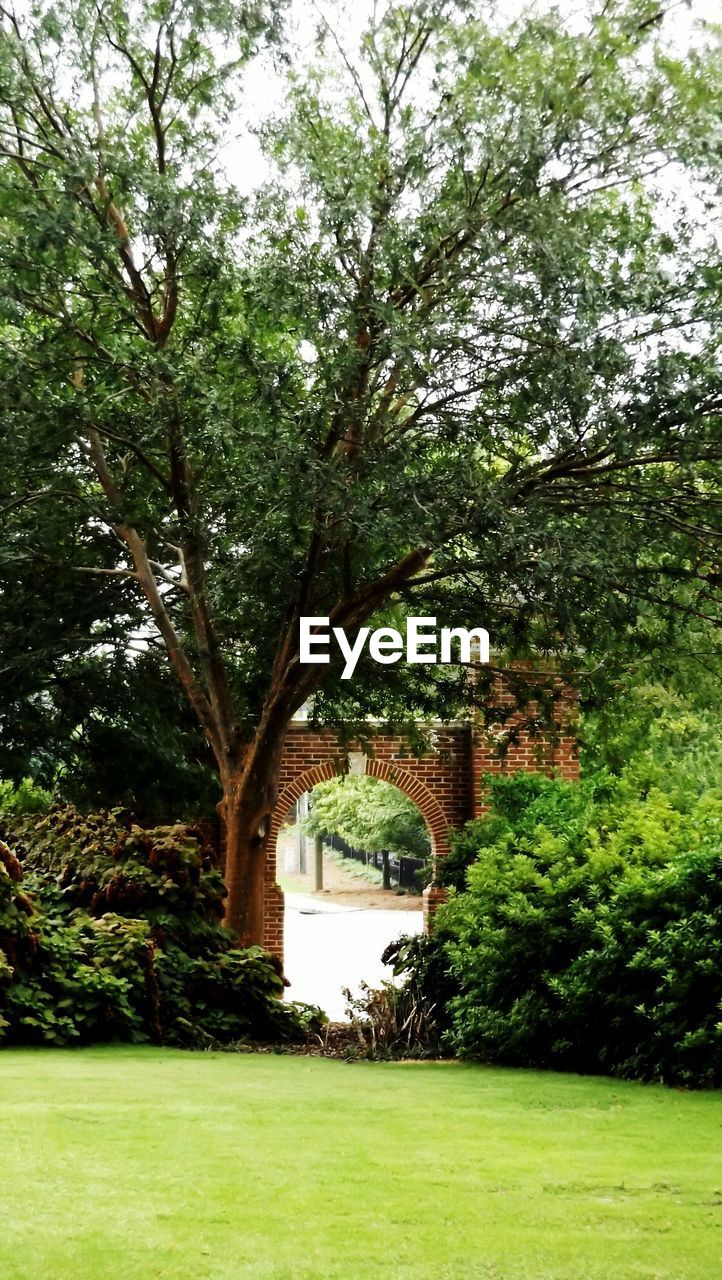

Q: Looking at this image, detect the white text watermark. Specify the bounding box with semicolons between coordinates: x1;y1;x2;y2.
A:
299;616;490;680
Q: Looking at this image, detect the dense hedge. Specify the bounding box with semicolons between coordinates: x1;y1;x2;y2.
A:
437;775;722;1086
386;729;722;1086
0;799;319;1048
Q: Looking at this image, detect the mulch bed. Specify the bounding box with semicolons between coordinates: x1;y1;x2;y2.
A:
225;1022;367;1059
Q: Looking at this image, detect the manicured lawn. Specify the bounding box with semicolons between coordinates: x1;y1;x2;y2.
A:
1;1048;720;1279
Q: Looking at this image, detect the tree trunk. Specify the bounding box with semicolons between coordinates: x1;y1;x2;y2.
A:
219;725;286;946
382;849;391;891
221;789;268;947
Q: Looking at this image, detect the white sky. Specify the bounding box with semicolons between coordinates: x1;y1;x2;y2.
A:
224;0;722;194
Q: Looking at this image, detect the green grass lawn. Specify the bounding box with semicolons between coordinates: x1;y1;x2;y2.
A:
1;1048;721;1280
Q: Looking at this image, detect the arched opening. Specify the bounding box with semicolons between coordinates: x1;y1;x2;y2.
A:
271;767;448;1019
280;774;432;894
268;759;451;866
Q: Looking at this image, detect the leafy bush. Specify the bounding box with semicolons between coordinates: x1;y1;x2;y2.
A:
438;771;606;893
0;803;319;1048
9;803;227;950
6;912;157;1045
0;776;52;816
582;683;722;803
387;688;722;1086
437;778;722;1087
0;838;35;1040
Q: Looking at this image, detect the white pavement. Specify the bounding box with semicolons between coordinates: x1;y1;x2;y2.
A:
282;892;423;1022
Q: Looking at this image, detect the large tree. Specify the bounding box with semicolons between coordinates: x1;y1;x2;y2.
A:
1;0;720;942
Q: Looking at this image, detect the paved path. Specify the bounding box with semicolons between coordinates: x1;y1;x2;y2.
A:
283;892;423;1021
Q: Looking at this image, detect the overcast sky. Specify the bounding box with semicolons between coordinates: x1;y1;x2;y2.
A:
223;0;721;196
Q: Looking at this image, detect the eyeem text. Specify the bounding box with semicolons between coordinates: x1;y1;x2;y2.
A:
299;616;490;681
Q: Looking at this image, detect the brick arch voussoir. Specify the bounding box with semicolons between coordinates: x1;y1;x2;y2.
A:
268;759;451;861
364;759;451;859
268;762;339;851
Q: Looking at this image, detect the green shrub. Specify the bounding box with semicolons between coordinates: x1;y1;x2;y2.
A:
6;913;156;1045
438;771;606;893
582;683;722;804
0;838;36;1039
0;777;52;817
154;944;304;1047
439;783;722;1086
9;802;227;952
0;805;320;1048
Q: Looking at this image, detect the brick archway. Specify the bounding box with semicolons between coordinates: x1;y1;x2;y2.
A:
268;758;451;861
263;753;454;957
260;686;580;958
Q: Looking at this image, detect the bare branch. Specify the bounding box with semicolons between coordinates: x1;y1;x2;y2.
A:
74;565;140;580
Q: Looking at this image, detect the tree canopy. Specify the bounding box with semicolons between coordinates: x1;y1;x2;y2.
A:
0;0;720;938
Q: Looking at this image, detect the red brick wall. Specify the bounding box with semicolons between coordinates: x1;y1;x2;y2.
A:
470;680;580;817
274;725;472;835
